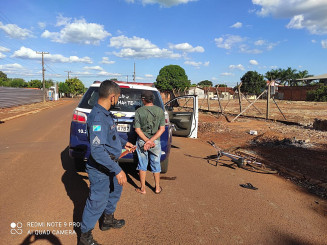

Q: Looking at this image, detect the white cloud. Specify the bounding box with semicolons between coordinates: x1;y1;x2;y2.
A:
56;14;72;27
101;57;115;64
12;46;93;64
311;39;316;43
0;46;10;52
254;39;279;51
0;21;34;39
215;35;278;53
252;0;327;34
0;53;6;59
254;39;266;46
110;35;156;49
322;40;327;48
41;15;111;45
239;44;262;54
231;22;243;28
126;0;197;7
184;61;201;68
145;74;154;78
184;60;209;68
83;66;104;71
221;72;233;76
110;35;181;59
0;63;24;72
169;43;204;53
229;64;245;70
286;15;304;29
70;71;92;76
249;59;259;65
214;35;245;49
97;71;121;77
38;22;46;29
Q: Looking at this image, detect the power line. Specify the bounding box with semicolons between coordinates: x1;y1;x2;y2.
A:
45;63;60;76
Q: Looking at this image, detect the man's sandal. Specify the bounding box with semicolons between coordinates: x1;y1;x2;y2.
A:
155;187;163;194
240;183;258;190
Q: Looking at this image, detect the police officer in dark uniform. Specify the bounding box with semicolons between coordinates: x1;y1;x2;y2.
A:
79;80;135;245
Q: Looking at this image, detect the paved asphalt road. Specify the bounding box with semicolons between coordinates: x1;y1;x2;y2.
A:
0;100;326;245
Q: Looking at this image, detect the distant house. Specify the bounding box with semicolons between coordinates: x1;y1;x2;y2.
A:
188;86;234;100
296;73;327;85
188;87;205;98
267;80;278;95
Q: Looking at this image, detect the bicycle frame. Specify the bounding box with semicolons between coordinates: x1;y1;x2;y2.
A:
208;140;264;168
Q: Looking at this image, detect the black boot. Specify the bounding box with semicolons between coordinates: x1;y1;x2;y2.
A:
78;230;101;245
100;213;125;231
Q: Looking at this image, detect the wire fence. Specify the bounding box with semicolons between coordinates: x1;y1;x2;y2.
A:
0;87;44;108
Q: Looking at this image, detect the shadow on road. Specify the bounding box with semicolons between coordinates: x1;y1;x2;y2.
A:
272;229;317;245
19;233;62;245
60;147;89;241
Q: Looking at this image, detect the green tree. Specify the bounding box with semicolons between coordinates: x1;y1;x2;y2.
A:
275;67;298;86
58;82;69;94
265;69;280;82
198;80;213;87
9;78;28;88
307;84;327;102
28;80;42;88
155;65;190;91
0;71;7;80
296;70;313;86
240;71;266;95
45;79;54;89
0;71;9;86
215;84;227;87
65;78;85;97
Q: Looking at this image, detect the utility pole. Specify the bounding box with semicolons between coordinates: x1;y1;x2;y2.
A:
36;51;49;102
133;62;135;82
266;82;271;120
65;71;72;80
237;82;242;113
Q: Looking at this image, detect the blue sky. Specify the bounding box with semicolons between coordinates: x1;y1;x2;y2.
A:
0;0;326;88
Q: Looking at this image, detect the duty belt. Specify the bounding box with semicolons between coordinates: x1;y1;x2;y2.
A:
89;154;118;175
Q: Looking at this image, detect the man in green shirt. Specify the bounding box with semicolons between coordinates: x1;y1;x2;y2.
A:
134;90;165;194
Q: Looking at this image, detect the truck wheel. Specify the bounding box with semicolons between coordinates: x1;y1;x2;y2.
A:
160;158;169;173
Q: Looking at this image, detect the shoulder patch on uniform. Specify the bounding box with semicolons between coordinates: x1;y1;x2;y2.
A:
93;125;101;131
92;136;101;145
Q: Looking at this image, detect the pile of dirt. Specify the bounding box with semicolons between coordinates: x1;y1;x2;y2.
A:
313;119;327;131
198;112;327;199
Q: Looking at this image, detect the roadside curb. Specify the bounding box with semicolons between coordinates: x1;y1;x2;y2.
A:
0;102;66;122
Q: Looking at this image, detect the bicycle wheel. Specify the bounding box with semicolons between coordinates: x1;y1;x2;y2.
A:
234;150;278;174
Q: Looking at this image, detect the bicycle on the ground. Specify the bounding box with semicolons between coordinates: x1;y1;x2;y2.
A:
207;140;277;174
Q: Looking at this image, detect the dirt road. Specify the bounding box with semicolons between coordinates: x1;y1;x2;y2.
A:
0;100;326;245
